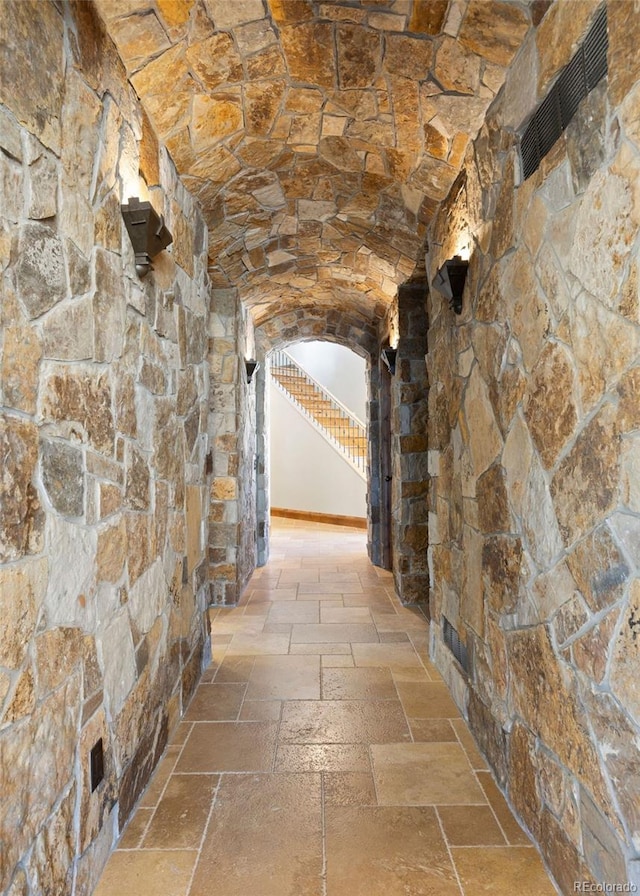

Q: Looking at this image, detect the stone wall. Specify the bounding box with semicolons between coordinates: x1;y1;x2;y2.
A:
387;278;430;605
0;3;210;893
427;2;640;889
207;287;257;604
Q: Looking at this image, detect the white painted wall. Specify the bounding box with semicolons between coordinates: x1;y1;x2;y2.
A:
286;342;367;422
269;343;367;518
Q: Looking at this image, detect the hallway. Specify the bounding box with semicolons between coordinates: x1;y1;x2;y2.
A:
94;519;557;896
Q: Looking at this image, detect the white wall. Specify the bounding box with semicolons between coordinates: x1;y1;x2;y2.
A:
269;343;367;518
286;342;367;422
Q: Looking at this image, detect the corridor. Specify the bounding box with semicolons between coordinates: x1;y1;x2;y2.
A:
94;519;557;896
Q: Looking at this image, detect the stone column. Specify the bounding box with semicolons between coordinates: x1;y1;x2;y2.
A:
391;278;430;606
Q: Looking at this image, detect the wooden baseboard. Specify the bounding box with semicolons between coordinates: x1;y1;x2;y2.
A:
271;507;367;530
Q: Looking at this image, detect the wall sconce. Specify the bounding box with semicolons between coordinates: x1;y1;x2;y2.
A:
432;255;469;314
245;359;260;384
121;196;173;278
381;347;397;376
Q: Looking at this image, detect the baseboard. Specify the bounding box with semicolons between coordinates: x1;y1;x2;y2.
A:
271;507;367;530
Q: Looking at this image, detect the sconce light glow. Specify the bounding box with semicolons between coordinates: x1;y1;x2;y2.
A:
121;196;173;278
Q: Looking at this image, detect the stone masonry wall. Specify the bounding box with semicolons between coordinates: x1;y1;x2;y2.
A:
427;2;640;890
0;3;210;893
207;287;256;604
390;278;430;605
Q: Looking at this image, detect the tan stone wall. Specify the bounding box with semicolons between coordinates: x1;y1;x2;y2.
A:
0;3;210;893
427;2;640;889
207;287;257;604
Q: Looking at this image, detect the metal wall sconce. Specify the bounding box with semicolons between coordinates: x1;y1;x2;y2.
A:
121;196;173;278
245;359;260;384
432;255;469;314
381;347;397;376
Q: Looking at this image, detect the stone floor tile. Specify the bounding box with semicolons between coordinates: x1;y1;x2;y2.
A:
289;642;353;654
138;745;181;807
212;655;255;683
238;699;282;721
325;805;461;895
394;681;462;719
321;654;355;667
275;743;370;773
278;568;321;583
225;632;291;655
267;600;320;623
320;606;373;624
438;804;507;846
451;718;490;770
451;846;558;894
352;642;424;669
298;582;364;594
245;654;321;700
93;851;196;896
142;774;218;848
183;682;246;721
176;721;278;773
476;771;534;846
323;771;377;806
190;773;323;896
371;742;485;805
117;807;153;849
248;588;298;601
409;719;457;742
321;666;397;700
291;622;379;643
279;699;411;744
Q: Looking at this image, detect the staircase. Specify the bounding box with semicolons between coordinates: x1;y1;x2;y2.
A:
270;349;367;479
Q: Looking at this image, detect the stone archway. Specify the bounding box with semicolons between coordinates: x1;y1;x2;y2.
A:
254;310;383;569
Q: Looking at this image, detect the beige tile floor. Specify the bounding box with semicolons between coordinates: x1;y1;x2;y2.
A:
94;518;559;896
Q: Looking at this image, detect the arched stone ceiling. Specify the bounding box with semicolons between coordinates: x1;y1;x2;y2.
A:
96;0;532;328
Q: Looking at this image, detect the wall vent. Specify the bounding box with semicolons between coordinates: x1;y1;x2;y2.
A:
442;616;469;674
520;4;607;180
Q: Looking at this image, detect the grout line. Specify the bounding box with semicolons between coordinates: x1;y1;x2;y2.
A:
184;772;223;895
434;806;466;896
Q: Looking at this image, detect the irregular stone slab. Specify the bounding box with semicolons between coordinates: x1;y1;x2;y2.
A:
41;439;84;518
16;223;67;319
0;417;44;563
41;369;114;455
551;405;620;547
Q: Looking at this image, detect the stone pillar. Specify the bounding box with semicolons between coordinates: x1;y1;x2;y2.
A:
207;290;257;604
391;278;430;606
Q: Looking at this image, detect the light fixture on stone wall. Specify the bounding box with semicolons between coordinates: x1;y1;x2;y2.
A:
432;255;469;315
121;196;173;278
245;359;260;384
381;347;397;376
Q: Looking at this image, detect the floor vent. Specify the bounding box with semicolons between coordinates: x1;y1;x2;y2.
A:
442;616;469;675
520;4;607;180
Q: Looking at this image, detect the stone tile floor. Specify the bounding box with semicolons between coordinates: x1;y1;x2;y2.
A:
94;518;559;896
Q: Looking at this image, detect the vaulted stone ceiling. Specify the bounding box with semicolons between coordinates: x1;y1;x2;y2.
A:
95;0;533;328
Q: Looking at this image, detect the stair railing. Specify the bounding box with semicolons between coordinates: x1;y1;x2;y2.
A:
269;349;367;478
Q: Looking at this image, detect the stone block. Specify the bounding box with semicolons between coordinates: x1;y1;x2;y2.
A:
41;439;85;518
551;404;620;547
0;0;63;153
1;324;42;415
42;369;115;456
0;416;44;562
44;516;97;630
35;627;84;697
16;222;67;319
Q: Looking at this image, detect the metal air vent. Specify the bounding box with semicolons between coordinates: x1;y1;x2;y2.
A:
442;616;469;675
520;4;608;180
